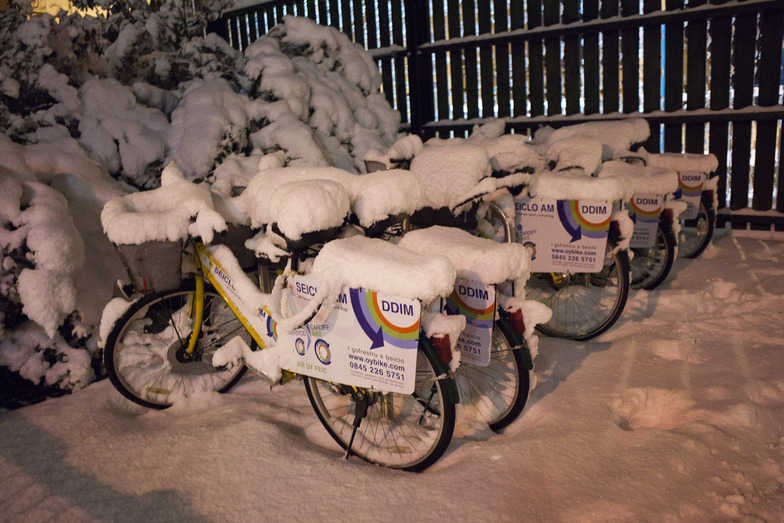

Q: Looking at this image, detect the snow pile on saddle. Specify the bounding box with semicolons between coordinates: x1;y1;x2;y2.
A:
598;161;679;195
466;121;540;173
240;165;421;231
535;119;650;162
268;180;350;240
639;150;719;174
101;163;226;245
409;144;492;209
529;171;634;202
398;226;530;285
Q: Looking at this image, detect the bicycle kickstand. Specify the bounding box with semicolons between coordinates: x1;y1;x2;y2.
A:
344;389;369;460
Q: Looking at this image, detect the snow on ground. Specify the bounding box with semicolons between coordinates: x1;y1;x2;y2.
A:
1;230;783;520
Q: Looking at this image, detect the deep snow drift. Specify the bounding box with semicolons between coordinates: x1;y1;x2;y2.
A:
1;230;782;521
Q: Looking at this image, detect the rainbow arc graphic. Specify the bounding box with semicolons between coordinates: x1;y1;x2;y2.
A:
350;289;420;349
445;290;494;329
557;200;611;242
628;197;662;222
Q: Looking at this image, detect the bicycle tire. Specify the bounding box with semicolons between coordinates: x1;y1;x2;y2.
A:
104;279;249;409
453;325;531;431
678;195;716;259
630;220;676;290
527;238;630;341
304;346;455;472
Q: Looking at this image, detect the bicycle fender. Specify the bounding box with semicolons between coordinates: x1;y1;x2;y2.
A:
496;315;534;371
419;334;460;404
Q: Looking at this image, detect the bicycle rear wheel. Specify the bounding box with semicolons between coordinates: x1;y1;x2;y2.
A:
630;220;676;290
104;280;249;409
527;239;630;341
304;347;455;472
453;325;530;431
678;194;715;259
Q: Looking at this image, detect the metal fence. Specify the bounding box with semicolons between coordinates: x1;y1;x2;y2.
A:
209;0;784;230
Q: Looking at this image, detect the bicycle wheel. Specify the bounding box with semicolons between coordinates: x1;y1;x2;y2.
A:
104;279;249;409
630;220;676;290
304;347;455;471
453;325;530;431
527;239;630;341
678;194;716;259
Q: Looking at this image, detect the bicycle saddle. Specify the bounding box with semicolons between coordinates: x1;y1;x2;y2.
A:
597;161;679;196
242;166;421;234
266;179;350;252
398;226;530;285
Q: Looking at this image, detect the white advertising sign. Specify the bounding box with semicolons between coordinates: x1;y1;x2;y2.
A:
627;193;663;249
514;196;612;273
442;278;495;367
674;171;706;220
279;274;420;394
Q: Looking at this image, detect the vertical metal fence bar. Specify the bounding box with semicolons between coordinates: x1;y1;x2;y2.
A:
543;0;561;116
478;1;494;118
527;0;545;117
510;1;527;117
494;0;510;118
463;0;479;121
753;8;784;212
365;0;378;48
621;0;639;114
642;0;661;152
328;0;340;27
432;0;450;122
664;0;684;152
562;0;580;115
352;0;365;46
583;1;600;115
341;0;352;37
709;0;732;209
391;0;408;124
602;0;620;114
730;12;757;210
447;0;465;121
685;0;708;155
377;0;394;111
405;0;434;137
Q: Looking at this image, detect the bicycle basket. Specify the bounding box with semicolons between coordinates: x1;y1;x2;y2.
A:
114;240;183;294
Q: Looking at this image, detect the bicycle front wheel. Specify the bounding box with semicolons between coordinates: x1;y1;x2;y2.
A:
453;325;531;431
630;220;676;290
527;239;630;341
304;347;455;472
104;280;249;409
678;195;716;259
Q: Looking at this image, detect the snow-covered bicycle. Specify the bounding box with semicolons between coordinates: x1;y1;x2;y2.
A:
101;166;463;471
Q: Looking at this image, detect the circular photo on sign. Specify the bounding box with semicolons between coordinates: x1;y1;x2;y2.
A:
315;339;331;365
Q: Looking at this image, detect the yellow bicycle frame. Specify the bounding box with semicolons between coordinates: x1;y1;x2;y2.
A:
186;241;269;356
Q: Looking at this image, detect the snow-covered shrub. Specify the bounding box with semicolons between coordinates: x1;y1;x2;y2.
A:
0;3;402;396
0;169;95;392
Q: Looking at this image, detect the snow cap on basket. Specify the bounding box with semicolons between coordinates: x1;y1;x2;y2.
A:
100;162;226;245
